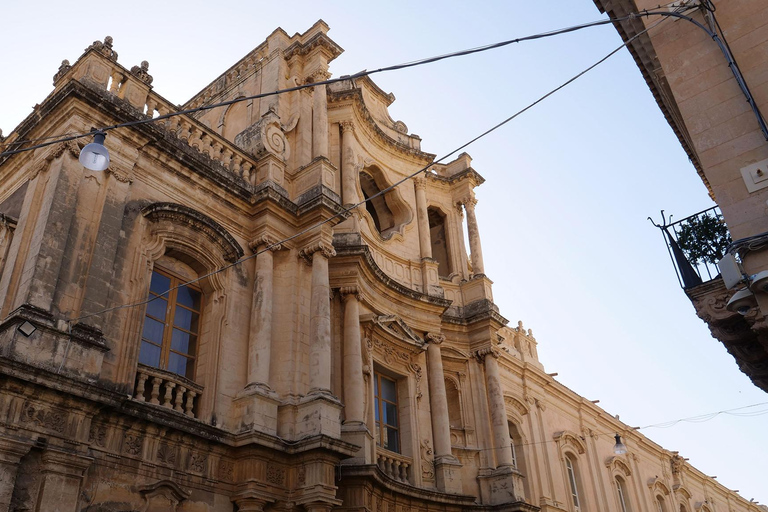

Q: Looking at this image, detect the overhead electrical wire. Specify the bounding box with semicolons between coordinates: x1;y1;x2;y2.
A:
0;8;696;157
67;15;669;327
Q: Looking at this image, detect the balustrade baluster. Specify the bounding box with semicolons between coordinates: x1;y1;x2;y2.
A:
109;72;122;93
162;381;175;408
185;391;197;417
149;377;162;405
135;372;148;401
174;386;186;412
242;162;254;185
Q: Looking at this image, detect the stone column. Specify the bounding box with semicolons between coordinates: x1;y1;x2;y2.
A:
36;449;92;512
414;177;432;259
478;348;514;468
341;121;357;206
426;333;451;459
463;196;485;275
302;242;336;394
341;287;365;424
312;72;331;160
246;236;280;391
0;438;31;511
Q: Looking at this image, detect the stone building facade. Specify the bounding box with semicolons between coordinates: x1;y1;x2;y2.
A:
0;22;761;512
591;0;768;392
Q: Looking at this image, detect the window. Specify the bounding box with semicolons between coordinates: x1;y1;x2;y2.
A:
616;477;631;512
374;371;400;453
428;208;452;278
565;455;581;511
139;268;202;379
656;497;667;512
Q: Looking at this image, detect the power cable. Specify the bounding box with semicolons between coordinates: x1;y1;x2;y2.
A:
0;10;694;158
66;16;668;327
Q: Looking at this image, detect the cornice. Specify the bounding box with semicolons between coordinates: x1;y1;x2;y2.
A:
328;87;435;162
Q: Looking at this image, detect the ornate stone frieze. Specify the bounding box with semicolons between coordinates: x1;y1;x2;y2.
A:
189;452;208;474
123;432;143;456
266;464;286;486
88;422;107;447
21;402;66;433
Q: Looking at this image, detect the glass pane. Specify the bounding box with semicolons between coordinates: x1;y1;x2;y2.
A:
380;376;397;402
149;271;171;296
375;423;381;446
385;427;399;453
168;352;193;379
374;398;380;421
145;296;167;321
384;402;398;427
174;307;199;331
142;317;165;343
138;341;161;367
374;375;378;395
176;285;201;310
171;329;197;355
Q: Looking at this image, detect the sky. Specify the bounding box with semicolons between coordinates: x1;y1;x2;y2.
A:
1;0;765;505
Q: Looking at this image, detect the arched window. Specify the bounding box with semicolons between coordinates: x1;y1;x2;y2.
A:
139;263;202;379
656;496;668;512
428;207;452;278
565;454;583;511
360;171;395;234
445;378;462;429
616;476;631;512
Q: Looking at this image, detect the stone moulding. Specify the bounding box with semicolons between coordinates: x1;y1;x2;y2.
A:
141;202;244;262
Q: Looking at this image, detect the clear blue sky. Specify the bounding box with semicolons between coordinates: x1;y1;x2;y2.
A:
1;0;765;504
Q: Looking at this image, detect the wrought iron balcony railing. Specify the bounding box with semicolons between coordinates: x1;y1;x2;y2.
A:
650;206;731;289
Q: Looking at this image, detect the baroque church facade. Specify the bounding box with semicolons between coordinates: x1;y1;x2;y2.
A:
0;22;761;512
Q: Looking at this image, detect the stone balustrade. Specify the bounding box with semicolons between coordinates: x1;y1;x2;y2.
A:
65;45;260;186
133;364;203;418
376;450;412;484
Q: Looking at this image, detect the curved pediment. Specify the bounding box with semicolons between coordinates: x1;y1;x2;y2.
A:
604;455;632;476
363;314;424;349
553;430;586;455
142;202;244;262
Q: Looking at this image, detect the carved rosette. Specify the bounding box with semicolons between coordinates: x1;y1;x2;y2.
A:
298;241;336;265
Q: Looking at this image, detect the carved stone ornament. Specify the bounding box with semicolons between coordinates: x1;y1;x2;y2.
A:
298;241;336;264
189;452;207;473
139;480;190;512
130;60;154;85
21;402;66;433
249;234;282;253
266;464;286;486
420;439;435;480
157;443;177;465
340;286;362;301
53;59;71;85
604;455;632;477
474;347;500;363
426;332;445;345
234;109;290;162
553;430;587;456
88;422;107;447
218;459;234;482
85;36;118;61
691;288;737;324
123;432;143;456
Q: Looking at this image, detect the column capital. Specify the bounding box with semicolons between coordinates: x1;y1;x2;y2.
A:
426;332;446;345
474;347;500;363
340;120;355;133
463;196;478;210
249;234;282;253
413;176;428;190
307;70;332;84
339;286;362;302
299;241;336;264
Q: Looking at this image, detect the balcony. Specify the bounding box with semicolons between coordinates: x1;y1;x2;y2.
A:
376;448;413;484
132;364;203;418
652;207;768;392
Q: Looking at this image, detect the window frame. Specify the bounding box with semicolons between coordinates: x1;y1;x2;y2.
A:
139;266;203;380
565;454;582;511
373;370;401;453
616;476;631;512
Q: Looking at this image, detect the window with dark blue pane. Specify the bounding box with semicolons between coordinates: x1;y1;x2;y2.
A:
139;268;201;379
374;371;400;453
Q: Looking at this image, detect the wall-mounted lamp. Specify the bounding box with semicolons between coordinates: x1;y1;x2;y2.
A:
749;270;768;293
613;434;627;455
79;131;110;171
726;288;757;315
17;321;36;337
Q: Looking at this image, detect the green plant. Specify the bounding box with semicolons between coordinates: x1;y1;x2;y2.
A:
676;213;731;266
